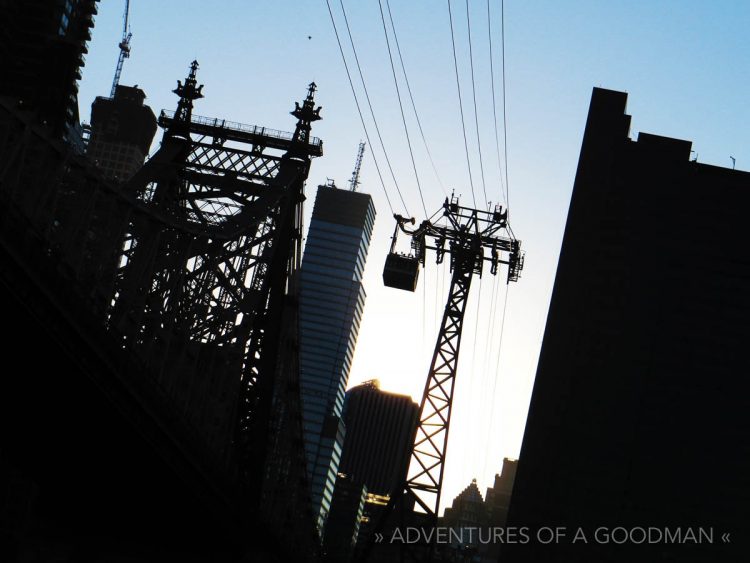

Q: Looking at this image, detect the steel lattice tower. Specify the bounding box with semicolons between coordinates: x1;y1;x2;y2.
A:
368;195;523;562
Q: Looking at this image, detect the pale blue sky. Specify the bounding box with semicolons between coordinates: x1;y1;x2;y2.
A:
78;0;750;511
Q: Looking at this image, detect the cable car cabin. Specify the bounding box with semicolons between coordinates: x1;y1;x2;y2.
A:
383;252;420;291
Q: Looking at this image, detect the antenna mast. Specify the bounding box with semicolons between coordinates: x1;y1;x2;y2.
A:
348;141;366;191
110;0;132;97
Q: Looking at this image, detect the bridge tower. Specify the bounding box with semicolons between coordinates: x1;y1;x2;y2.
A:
0;59;323;557
106;62;323;529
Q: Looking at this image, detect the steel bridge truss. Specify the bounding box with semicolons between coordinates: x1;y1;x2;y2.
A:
109;63;323;509
0;61;323;541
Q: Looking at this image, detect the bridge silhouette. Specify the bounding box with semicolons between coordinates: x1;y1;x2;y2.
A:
0;64;321;562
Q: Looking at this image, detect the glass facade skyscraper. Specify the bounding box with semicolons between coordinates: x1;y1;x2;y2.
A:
299;182;376;534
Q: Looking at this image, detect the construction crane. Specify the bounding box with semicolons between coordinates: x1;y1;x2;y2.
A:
110;0;132;97
348;141;366;191
369;195;524;562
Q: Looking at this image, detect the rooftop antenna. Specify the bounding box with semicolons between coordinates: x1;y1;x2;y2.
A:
348;141;366;191
319;177;337;190
110;0;132;97
730;156;736;170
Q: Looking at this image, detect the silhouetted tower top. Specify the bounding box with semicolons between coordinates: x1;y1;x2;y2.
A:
110;0;132;97
169;60;204;138
291;82;322;155
349;141;366;192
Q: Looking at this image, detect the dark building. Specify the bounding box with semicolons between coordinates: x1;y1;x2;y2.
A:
484;457;517;530
339;380;419;496
436;459;518;562
337;380;418;554
0;0;98;147
480;457;517;562
441;479;487;546
86;85;157;182
299;181;376;531
323;473;368;563
504;88;750;562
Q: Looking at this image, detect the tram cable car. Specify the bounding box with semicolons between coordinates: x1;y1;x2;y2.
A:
382;215;420;292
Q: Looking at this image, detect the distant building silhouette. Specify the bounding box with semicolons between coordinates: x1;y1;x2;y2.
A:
323;473;367;563
335;380;418;553
481;457;517;562
503;87;750;562
86;85;156;182
339;380;419;495
441;479;487;547
484;457;516;529
436;459;518;562
0;0;97;148
299;182;376;533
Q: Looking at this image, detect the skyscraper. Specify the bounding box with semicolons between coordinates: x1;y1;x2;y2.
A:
336;380;419;554
441;479;487;547
504;88;750;562
323;473;368;563
339;380;419;496
434;460;518;562
480;457;517;562
0;0;98;149
86;85;157;182
484;457;516;529
299;181;376;533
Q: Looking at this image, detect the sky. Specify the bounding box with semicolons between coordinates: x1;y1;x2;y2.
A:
77;0;750;513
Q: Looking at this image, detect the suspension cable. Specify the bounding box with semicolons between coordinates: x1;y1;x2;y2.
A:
447;0;477;208
466;0;489;208
501;0;510;211
487;0;507;206
337;0;412;215
378;0;428;217
385;0;448;197
481;281;510;479
324;0;396;214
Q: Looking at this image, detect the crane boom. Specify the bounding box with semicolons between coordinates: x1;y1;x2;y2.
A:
110;0;132;97
348;141;366;191
123;0;130;31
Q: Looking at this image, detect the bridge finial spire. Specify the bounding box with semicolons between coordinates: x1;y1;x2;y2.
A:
291;81;322;149
169;60;204;137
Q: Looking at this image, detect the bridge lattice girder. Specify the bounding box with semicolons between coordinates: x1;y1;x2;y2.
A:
0;64;322;556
